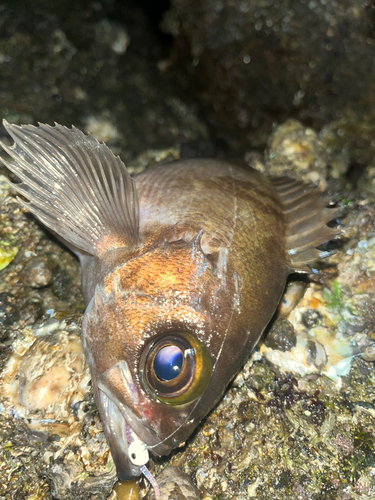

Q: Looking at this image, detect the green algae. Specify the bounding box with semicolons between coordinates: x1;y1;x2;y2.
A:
0;241;18;270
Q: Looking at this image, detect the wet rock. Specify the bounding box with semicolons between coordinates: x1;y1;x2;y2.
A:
51;266;73;300
163;0;375;168
0;1;374;499
0;292;20;328
23;255;54;288
0;316;115;500
1;318;90;435
266;318;296;352
147;466;200;500
0;174;10;203
361;345;375;362
0;0;207;165
95;19;130;56
302;309;322;328
265;120;330;188
45;460;117;500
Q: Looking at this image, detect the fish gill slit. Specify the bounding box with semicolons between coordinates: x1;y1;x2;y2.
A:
212;192;257;373
227;165;238;252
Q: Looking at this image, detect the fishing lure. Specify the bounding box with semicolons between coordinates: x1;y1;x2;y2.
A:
0;121;339;487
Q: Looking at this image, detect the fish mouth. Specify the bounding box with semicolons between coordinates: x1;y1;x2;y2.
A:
98;388;149;480
95;359;187;479
95;359;155;480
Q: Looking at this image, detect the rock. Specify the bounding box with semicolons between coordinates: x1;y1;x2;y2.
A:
146;466;200;500
302;309;322;328
0;0;207;165
266;318;296;352
265;120;329;188
23;256;54;288
0;292;20;327
163;0;375;168
1;1;375;499
1;319;90;435
0;174;10;203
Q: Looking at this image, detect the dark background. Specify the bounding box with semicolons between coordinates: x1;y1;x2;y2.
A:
1;0;375;177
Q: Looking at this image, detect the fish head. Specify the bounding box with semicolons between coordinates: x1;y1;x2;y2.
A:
82;238;239;479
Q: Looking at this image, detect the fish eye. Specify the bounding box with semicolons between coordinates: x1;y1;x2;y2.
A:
141;332;212;406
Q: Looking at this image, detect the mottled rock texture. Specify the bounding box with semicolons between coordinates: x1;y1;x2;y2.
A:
163;0;375;168
0;0;207;166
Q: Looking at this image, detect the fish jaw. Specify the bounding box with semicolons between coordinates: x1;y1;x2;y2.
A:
97;387;144;480
94;360;195;479
94;359;181;478
81;298;150;480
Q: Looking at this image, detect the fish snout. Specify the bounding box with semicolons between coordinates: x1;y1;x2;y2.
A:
96;361;147;479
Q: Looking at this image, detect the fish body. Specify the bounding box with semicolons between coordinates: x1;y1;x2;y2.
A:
0;122;339;481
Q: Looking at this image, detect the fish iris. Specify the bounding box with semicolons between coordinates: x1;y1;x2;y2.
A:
154;345;183;381
141;332;212;405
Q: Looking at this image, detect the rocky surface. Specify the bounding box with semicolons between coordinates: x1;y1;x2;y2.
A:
0;1;375;500
147;466;200;500
0;0;207;168
163;0;375;168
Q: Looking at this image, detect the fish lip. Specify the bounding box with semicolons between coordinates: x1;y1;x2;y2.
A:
94;359;152;478
98;387;146;480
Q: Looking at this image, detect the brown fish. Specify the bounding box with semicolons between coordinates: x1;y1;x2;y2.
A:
0;121;339;483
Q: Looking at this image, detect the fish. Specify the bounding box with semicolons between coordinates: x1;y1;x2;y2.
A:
0;121;340;484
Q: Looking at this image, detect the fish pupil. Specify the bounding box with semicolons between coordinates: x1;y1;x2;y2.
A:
154;345;183;381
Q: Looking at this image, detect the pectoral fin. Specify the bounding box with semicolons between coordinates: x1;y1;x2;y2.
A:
271;177;341;272
0;121;139;256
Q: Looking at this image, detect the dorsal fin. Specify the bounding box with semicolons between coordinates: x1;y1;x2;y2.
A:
0;120;139;256
271;177;341;272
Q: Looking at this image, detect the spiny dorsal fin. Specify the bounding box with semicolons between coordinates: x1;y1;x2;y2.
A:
271;177;341;272
0;120;139;256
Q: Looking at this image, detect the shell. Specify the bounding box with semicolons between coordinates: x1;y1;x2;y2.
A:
261;231;375;384
1;319;90;435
